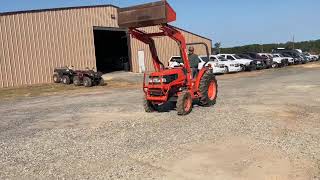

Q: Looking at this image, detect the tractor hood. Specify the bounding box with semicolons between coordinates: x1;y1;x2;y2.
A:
149;68;185;77
147;68;186;84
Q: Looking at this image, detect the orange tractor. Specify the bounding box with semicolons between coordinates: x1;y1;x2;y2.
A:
118;1;218;115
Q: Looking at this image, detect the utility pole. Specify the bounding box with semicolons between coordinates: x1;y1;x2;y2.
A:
292;35;295;50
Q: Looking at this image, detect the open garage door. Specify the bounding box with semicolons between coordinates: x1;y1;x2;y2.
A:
93;27;130;73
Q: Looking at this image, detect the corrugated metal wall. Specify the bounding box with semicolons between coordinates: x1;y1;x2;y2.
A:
0;6;118;88
0;6;212;88
130;26;212;73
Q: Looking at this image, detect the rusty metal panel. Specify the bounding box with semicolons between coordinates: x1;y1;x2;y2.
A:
118;1;176;28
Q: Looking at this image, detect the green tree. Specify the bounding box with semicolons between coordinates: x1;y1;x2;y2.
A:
214;42;221;54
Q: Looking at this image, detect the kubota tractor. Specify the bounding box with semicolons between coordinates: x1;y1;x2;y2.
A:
118;1;218;115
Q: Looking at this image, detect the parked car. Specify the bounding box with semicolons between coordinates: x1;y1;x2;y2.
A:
243;52;272;68
168;56;183;68
53;66;76;84
218;54;256;71
208;55;242;73
272;49;306;64
257;53;279;68
271;53;289;68
237;54;266;70
280;52;302;64
198;56;227;74
304;52;320;61
168;56;227;74
273;53;294;65
301;54;311;63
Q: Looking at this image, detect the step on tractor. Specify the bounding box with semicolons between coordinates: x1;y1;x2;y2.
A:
118;1;218;115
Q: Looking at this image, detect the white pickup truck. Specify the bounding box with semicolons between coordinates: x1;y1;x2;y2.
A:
273;53;294;65
208;55;242;73
271;53;290;67
168;56;227;74
218;54;256;71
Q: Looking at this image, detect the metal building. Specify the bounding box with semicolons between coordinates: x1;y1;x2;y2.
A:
0;5;212;88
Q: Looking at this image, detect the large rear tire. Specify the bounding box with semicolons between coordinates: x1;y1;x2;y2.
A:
177;91;193;116
199;72;218;107
83;77;92;87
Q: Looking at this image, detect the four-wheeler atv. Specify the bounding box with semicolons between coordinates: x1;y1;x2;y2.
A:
53;67;104;87
53;66;76;84
73;69;104;87
118;1;218;115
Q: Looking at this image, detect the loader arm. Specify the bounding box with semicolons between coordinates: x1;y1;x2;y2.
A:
129;28;164;71
129;24;192;86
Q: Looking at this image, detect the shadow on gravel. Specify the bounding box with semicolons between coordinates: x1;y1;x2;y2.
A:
156;100;207;113
157;102;176;113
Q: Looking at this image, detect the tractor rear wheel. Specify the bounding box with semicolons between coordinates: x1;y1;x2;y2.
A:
177;91;193;115
62;75;71;84
199;72;218;107
83;77;92;87
143;97;156;112
73;76;81;86
53;74;60;83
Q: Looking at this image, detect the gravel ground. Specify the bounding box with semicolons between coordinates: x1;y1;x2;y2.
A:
0;63;320;179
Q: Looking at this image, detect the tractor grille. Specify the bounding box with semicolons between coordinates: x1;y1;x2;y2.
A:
149;89;164;96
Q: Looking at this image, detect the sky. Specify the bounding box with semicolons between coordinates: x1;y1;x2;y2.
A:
0;0;319;47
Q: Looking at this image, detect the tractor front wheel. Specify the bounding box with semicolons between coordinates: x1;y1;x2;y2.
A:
199;72;218;107
143;97;156;112
83;77;92;87
177;91;193;116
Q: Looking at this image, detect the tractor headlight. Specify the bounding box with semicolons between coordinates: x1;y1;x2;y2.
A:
149;77;167;83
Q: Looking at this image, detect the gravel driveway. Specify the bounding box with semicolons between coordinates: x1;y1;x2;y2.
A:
0;63;320;179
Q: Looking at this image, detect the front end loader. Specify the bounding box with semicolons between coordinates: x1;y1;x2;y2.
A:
118;1;218;115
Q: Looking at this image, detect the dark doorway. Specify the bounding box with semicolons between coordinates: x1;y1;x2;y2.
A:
93;28;130;73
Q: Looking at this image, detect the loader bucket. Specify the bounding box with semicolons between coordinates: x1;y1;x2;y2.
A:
118;1;176;28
